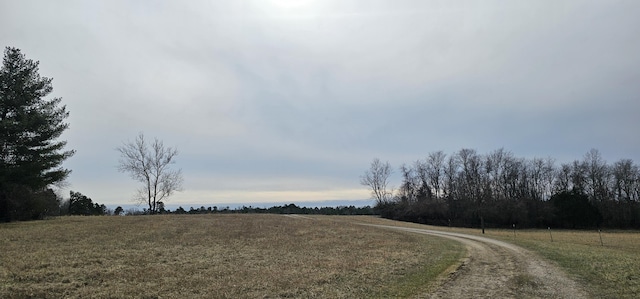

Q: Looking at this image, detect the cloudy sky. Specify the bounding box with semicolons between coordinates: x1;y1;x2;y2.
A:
2;0;639;207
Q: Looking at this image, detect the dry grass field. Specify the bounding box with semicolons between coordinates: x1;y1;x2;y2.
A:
348;216;640;298
0;214;464;298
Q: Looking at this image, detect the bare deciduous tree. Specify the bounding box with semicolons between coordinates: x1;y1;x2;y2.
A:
365;148;640;228
554;163;572;193
426;151;446;199
612;159;638;202
117;133;183;214
583;148;610;202
360;158;393;204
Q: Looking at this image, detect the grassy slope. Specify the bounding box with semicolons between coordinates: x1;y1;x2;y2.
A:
0;215;464;298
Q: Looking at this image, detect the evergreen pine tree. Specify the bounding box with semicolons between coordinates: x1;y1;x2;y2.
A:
0;47;74;221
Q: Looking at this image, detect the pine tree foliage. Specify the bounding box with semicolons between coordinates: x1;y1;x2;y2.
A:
0;47;74;221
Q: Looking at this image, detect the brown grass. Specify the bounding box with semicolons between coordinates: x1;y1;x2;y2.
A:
0;215;463;298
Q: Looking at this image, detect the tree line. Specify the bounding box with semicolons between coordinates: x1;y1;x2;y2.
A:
118;203;374;216
362;148;640;229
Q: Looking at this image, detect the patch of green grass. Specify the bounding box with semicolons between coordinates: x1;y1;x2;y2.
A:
377;238;465;298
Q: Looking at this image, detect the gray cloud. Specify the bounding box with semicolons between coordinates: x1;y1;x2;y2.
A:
2;0;639;205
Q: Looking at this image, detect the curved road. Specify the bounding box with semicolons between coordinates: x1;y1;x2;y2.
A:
364;224;588;298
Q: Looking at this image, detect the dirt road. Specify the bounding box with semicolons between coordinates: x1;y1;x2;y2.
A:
366;224;588;298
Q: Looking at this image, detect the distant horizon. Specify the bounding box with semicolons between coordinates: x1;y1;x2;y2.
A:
107;198;376;212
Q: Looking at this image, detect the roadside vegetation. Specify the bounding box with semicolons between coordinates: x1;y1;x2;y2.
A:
351;216;640;298
0;214;464;298
495;228;640;298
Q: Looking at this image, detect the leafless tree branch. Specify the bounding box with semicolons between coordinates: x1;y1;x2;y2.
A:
117;133;183;214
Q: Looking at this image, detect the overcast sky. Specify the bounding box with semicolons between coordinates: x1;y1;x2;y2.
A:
2;0;639;207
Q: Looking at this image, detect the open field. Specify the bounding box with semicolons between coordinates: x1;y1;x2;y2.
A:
348;216;640;298
0;214;464;298
4;215;638;298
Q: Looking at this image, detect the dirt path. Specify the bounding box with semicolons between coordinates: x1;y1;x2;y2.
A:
365;224;588;299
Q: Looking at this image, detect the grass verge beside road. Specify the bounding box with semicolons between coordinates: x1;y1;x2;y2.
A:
499;229;640;298
348;216;640;298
